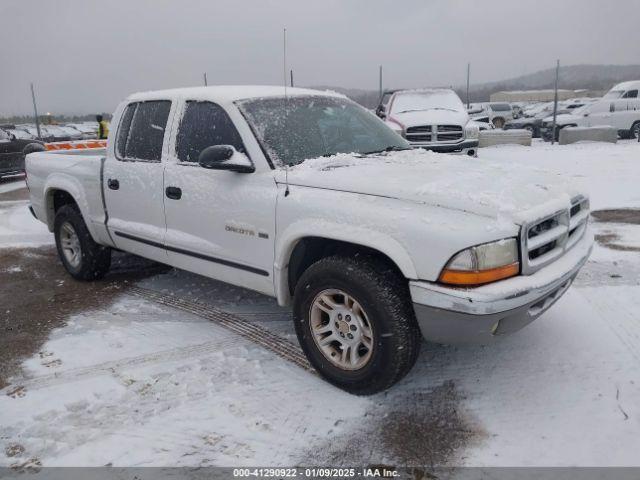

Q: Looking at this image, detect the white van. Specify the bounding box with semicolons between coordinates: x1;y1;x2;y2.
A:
542;81;640;140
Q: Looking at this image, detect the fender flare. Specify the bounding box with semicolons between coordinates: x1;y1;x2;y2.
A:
274;220;418;306
43;174;101;241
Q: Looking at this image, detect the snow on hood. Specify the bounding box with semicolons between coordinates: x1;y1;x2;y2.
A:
391;109;470;128
285;149;582;225
543;113;581;125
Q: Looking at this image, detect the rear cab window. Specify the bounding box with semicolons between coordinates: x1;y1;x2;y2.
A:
115;100;171;162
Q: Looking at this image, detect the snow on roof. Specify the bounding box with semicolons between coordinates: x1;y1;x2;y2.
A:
126;85;346;103
611;80;640;91
394;88;454;95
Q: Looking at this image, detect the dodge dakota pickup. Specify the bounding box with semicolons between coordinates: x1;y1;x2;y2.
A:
26;86;593;395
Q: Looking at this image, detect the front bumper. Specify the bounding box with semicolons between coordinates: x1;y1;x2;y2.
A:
410;139;479;155
410;226;593;345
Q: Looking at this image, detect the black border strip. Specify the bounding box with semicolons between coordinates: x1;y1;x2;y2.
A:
114;231;269;277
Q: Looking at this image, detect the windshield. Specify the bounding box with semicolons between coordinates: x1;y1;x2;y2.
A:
490;103;512;111
603;90;623;99
0;129;9;141
390;90;465;114
237;95;410;167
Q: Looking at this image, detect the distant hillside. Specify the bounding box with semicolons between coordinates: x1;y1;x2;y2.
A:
461;64;640;102
312;64;640;107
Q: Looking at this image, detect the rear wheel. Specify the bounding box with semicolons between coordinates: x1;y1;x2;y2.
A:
293;255;421;395
630;121;640;140
54;204;111;280
492;117;505;129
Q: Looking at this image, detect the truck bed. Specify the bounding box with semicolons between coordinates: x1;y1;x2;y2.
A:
26;149;112;246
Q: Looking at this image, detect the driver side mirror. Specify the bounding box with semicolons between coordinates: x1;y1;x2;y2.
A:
198;145;255;173
375;105;386;119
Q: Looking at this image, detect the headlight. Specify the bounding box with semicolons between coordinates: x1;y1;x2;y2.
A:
464;124;480;139
439;238;519;286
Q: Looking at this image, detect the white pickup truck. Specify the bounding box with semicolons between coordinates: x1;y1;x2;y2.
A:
26;86;593;395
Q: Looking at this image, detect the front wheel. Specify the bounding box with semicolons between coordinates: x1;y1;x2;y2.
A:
293;255;421;395
54;204;111;280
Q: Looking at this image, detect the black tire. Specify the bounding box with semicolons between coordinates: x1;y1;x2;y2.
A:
492;117;505;129
54;204;111;281
293;255;421;395
630;121;640;140
23;143;46;156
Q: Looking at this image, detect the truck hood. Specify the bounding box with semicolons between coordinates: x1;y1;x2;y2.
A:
390;109;469;128
283;149;581;225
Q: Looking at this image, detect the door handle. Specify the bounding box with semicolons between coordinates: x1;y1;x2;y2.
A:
107;178;119;190
165;186;182;200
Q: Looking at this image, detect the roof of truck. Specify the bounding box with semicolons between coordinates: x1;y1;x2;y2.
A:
126;85;346;103
611;80;640;91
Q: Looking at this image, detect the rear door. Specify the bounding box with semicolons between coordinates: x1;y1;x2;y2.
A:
162;100;277;295
103;100;172;262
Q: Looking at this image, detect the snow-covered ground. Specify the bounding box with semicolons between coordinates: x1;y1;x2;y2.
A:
0;200;53;248
1;140;639;468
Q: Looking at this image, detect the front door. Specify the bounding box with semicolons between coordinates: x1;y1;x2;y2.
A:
104;100;172;262
163;100;277;295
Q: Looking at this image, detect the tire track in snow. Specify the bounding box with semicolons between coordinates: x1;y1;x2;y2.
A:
5;336;242;393
128;286;313;373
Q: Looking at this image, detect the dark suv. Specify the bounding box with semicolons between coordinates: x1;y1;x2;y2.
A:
0;126;44;179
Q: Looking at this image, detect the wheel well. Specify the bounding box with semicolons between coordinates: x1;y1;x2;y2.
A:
287;237;405;296
50;190;77;215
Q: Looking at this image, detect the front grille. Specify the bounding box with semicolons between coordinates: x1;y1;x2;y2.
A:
405;124;463;144
521;196;589;274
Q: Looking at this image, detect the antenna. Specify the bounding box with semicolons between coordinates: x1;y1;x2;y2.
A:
283;27;288;100
283;27;290;197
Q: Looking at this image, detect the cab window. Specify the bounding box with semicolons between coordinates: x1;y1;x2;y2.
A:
116;100;171;162
622;90;638;98
176;101;245;163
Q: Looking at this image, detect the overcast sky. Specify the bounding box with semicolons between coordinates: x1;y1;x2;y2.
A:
1;0;639;116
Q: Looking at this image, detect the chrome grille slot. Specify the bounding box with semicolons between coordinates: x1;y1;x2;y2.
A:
436;125;463;142
521;196;589;274
405;125;432;143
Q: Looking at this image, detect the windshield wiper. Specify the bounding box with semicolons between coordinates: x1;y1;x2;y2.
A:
361;145;412;155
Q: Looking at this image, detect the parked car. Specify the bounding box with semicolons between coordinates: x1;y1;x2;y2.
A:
26;86;593;394
473;103;514;129
66;123;98;139
541;81;640;141
505;101;589;138
376;88;479;156
0;128;44;178
6;128;38;141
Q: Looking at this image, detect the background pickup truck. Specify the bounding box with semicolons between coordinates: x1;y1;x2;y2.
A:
26;86;593;395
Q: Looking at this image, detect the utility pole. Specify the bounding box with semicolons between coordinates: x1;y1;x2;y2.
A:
466;62;471;109
551;59;560;145
290;69;294;87
30;83;42;140
203;72;208;86
379;65;383;100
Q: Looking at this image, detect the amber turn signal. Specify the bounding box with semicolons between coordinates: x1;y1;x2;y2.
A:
439;262;520;286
